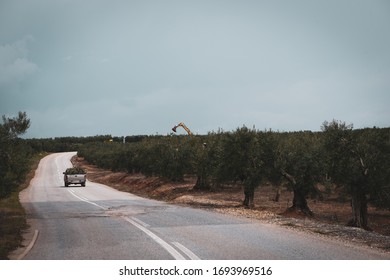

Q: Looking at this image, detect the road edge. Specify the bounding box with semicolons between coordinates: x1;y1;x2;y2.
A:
16;230;39;260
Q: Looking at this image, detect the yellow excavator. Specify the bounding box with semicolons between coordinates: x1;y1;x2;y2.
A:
172;122;193;136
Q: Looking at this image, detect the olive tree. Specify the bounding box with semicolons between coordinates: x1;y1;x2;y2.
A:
322;120;390;229
275;131;323;215
214;127;265;208
191;134;221;190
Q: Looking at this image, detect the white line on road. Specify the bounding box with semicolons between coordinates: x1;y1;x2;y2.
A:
172;242;201;260
123;217;186;260
131;217;150;228
67;189;107;210
17;230;39;260
66;186;198;260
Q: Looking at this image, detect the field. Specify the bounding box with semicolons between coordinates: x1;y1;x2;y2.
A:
73;156;390;253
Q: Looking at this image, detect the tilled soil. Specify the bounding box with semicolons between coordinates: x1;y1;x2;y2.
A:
73;156;390;254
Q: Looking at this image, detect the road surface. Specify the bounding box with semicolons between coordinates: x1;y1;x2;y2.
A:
15;152;388;259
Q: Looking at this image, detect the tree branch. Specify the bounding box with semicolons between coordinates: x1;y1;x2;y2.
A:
281;169;296;185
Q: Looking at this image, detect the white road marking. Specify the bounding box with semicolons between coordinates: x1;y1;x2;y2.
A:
65;174;194;260
67;189;107;210
123;217;186;260
172;242;201;260
17;230;39;260
131;217;150;228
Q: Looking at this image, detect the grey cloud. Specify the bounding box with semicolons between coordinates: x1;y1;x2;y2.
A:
1;0;389;137
0;36;38;86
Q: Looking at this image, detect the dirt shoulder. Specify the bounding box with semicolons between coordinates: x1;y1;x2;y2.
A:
73;156;390;254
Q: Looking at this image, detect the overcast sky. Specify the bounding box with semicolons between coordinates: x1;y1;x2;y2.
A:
1;0;389;138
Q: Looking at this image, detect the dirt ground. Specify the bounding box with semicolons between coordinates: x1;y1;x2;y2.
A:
73;156;390;253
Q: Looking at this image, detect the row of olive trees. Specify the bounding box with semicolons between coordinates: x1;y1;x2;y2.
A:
0;112;32;198
77;121;389;230
78;136;193;181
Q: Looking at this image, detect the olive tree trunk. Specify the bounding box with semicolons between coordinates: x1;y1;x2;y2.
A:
348;184;369;229
282;170;313;216
193;175;210;190
243;185;255;209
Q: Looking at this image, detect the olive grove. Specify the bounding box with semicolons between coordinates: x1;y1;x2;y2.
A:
75;122;389;230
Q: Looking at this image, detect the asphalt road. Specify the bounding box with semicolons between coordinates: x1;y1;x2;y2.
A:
16;152;388;260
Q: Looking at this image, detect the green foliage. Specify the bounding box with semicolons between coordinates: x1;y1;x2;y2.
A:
191;133;223;189
68;121;389;218
0;113;386;231
0;112;32;198
213;127;269;188
76;123;389;201
360;128;390;209
64;167;86;174
322;120;390;210
1;112;30;139
135;136;192;181
78;136;193;182
26;135;113;153
276;132;324;196
0;112;386;230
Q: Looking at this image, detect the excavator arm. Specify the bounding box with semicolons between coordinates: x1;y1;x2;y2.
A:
172;122;193;136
